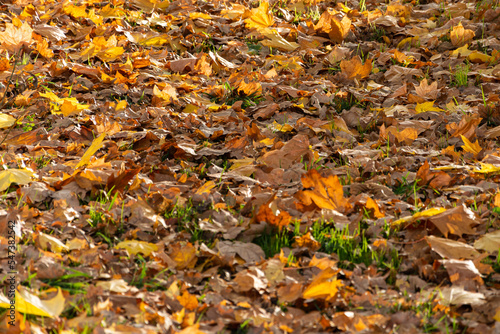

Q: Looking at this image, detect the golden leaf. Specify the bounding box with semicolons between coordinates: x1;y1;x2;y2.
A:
196;181;216;195
115;240;159;256
340;56;372;80
314;10;351;43
450;22;475;47
76;133;107;168
302;267;343;300
460;135;482;157
0;113;15;129
245;1;274;30
260;28;299;51
415;101;444;113
0;287;65;318
295;169;351;212
0;168;33;192
366;197;384;218
467;51;492;63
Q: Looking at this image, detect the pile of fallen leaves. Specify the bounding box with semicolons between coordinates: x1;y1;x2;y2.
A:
1;0;500;332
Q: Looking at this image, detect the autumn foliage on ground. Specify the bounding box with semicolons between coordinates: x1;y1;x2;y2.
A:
1;0;500;332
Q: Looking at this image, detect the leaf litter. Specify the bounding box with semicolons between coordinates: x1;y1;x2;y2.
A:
0;0;499;332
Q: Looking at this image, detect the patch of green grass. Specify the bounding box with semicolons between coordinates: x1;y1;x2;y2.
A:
34;155;52;169
392;173;423;206
312;222;373;268
254;221;300;258
246;38;262;55
165;202;207;243
212;82;264;109
42;269;91;295
450;62;470;87
332;92;366;113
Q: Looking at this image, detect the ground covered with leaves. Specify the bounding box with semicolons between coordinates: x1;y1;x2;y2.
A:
1;0;500;332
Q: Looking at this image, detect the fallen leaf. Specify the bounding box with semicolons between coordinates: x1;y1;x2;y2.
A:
115;240;158;256
0;287;65;318
474;230;500;252
0;168;33;192
450;22;475;47
245;1;274;30
0;22;33;53
75;133;107;168
340;56;372;80
415;101;444;113
295;169;351;213
460;135;482;157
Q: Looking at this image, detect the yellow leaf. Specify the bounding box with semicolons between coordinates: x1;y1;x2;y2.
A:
38;232;69;253
116;100;127;111
271;120;294;132
473;163;500;174
494;307;500;322
183;104;199;113
237;80;262;96
196;181;216;195
467;51;492;63
0;287;65;318
413;207;447;218
0;113;15;128
96;46;124;62
153;84;178;102
115;240;158;256
460;135;482;157
75;133;107;168
259;137;275;146
0;168;33;192
244;1;274;30
415;101;444;113
302;268;343;300
396;36;419;49
190;12;211;20
260;28;299;52
451;44;472;57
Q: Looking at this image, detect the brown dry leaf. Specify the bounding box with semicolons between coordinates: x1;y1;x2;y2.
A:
295;169;351;213
474;230;500;252
428;204;478;238
340;56;372;81
414;79;439;100
416;160;451;190
426;235;480;259
260;28;299;51
450;22;475;47
169;242;197;269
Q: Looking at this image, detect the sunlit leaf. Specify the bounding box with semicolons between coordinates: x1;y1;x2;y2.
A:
0;287;65;318
0;113;15;128
115;240;158;256
75;133;107;168
0;21;33;53
0;168;33;192
244;1;274;30
340;56;372;80
415;101;444;113
450;22;475;47
460;135;482;157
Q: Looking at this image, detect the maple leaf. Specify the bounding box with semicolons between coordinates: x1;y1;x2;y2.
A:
314;10;351;43
414;79;439;100
295;169;351;213
245;1;274;30
340;56;372;81
460;135;482;157
0;21;33;53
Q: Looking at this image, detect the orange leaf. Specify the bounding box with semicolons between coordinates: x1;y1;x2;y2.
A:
295;169;351;213
450;22;475;47
302;267;343;301
314;9;351;43
340;56;372;80
0;21;33;53
244;1;274;30
366;197;384;219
